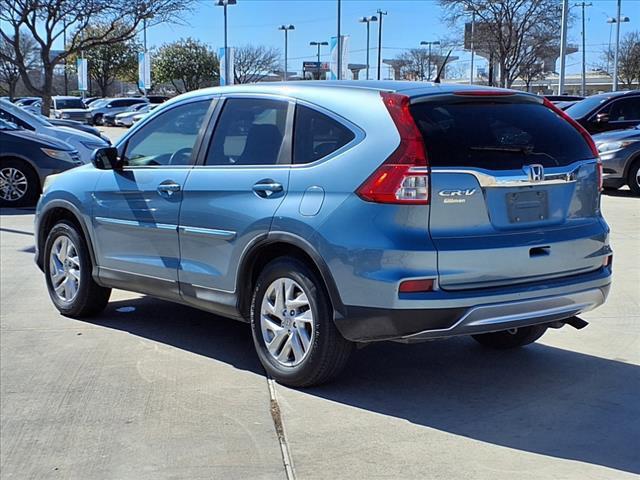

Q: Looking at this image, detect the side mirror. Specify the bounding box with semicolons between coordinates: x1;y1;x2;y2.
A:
92;147;122;170
595;113;610;124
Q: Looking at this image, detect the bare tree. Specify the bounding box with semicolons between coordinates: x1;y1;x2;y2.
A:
440;0;561;88
0;0;194;115
395;48;431;81
601;31;640;89
233;45;280;84
0;34;37;99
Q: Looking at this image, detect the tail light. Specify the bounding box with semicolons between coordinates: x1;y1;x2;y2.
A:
356;92;429;204
543;98;602;191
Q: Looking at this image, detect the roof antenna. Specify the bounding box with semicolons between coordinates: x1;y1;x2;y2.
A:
433;49;452;84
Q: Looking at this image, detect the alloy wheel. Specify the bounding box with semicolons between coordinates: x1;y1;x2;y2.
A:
0;167;28;202
260;278;315;367
49;235;81;303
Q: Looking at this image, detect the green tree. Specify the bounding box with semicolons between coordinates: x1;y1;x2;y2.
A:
68;24;139;97
153;38;218;93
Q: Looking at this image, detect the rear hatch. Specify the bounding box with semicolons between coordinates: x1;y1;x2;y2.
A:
411;92;606;290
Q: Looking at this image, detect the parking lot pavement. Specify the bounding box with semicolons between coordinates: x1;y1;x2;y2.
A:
1;193;638;479
99;126;127;143
0;211;285;479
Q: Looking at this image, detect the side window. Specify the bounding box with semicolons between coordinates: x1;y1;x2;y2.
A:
123;100;210;167
205;98;289;166
293;105;355;164
110;100;125;108
608;97;640;122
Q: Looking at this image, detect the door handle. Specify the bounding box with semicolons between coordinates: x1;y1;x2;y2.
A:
252;180;283;198
157;181;181;196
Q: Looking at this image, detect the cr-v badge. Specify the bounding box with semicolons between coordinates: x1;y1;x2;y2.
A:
438;188;476;204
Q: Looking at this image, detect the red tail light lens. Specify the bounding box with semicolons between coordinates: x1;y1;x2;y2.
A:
356;92;429;204
399;279;434;293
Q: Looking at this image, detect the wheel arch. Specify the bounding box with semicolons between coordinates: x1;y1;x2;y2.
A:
36;200;97;275
236;232;346;323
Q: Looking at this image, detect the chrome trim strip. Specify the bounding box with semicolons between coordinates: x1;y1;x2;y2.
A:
430;161;596;188
95;216;177;231
178;225;236;240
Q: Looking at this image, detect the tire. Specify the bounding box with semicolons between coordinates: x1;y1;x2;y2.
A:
627;160;640;196
472;324;547;349
0;159;39;207
44;220;111;317
93;114;103;126
250;257;353;387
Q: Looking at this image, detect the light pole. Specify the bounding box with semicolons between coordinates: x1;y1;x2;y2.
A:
612;1;630;92
142;16;148;96
575;2;592;96
558;0;569;95
420;41;440;81
215;0;237;85
310;41;328;80
359;16;378;80
376;9;387;80
278;25;295;81
607;15;629;79
469;11;475;84
337;0;342;79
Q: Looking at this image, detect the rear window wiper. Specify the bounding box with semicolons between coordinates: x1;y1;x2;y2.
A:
469;145;534;154
469;146;561;166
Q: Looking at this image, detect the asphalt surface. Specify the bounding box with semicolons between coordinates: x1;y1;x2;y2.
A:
1;132;639;478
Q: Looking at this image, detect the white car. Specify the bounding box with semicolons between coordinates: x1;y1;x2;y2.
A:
0;99;109;163
50;96;93;123
114;104;158;127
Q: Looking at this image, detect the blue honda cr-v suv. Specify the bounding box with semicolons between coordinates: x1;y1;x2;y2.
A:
35;81;612;387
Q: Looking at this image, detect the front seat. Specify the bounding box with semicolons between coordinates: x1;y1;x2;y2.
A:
238;124;283;165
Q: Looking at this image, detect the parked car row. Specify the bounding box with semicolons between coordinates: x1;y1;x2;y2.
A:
6;95;169;125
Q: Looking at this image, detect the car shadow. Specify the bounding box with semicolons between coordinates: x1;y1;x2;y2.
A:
602;188;637;198
0;207;36;216
85;296;639;475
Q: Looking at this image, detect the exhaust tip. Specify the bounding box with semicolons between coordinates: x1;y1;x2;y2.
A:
564;316;589;330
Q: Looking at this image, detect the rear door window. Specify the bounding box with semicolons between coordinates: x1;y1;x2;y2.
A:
410;99;594;170
205;98;289;166
293;105;355;164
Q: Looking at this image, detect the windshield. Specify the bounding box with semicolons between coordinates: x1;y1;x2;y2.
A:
55;98;86;109
0;118;19;130
90;99;109;108
565;96;611;119
0;100;51;127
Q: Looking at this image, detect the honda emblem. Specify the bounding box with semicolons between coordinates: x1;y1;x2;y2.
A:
524;164;544;182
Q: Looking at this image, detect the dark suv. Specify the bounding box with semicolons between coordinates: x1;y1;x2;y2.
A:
566;90;640;134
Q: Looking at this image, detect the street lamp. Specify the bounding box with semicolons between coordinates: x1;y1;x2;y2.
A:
359;16;378;80
376;9;387;80
215;0;237;85
309;41;329;80
607;16;630;76
278;24;295;81
575;2;592;96
420;41;440;81
610;0;630;92
465;7;475;84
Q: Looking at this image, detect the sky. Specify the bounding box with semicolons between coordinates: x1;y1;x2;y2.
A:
66;0;640;79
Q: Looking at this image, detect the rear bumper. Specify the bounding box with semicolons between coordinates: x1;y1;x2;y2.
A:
336;267;611;342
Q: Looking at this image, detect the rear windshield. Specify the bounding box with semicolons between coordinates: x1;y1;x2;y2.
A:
410;100;593;170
